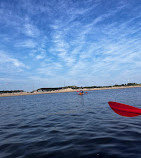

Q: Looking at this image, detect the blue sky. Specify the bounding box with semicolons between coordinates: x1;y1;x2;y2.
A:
0;0;141;91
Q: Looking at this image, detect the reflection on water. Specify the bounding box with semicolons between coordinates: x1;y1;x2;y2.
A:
0;88;141;158
80;94;85;106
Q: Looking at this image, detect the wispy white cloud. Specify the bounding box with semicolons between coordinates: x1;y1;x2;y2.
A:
0;0;140;90
24;23;40;37
50;6;141;82
16;39;37;48
37;62;63;77
0;51;27;68
35;52;45;60
0;51;29;74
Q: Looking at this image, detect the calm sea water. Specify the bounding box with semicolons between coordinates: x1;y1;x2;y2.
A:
0;88;141;158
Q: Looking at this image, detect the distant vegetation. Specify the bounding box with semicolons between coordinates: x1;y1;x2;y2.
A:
55;83;141;90
113;83;140;87
70;83;141;89
0;83;140;94
0;90;24;94
63;86;79;89
37;87;62;92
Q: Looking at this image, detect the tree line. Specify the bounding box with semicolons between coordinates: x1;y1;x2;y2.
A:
0;90;24;93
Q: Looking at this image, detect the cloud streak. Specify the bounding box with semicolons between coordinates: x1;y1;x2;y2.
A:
0;0;140;90
0;51;29;75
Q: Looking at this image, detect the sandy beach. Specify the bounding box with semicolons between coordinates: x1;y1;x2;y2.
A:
0;85;141;97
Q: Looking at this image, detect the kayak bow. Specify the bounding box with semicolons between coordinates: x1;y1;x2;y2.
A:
108;101;141;117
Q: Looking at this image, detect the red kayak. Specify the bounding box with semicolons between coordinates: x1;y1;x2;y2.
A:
108;101;141;117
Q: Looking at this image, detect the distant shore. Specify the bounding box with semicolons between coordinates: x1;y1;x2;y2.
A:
0;85;141;97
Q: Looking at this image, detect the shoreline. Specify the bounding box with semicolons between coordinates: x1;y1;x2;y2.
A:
0;85;141;98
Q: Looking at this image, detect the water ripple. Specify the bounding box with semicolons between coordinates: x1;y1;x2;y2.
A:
0;88;141;158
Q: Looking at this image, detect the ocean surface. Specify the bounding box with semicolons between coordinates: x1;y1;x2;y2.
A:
0;87;141;158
